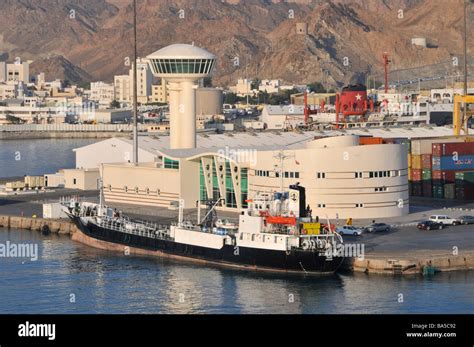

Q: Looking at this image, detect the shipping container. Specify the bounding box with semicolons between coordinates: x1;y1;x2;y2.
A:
421;154;432;169
411;137;463;155
455;171;474;185
432;184;444;199
411;169;422;182
455;186;474;200
422;181;433;197
444;183;456;199
422;169;432;180
411;155;422;169
411;182;422;196
42;203;69;219
359;137;383;145
408;154;412;168
432;142;474;157
432;155;474;171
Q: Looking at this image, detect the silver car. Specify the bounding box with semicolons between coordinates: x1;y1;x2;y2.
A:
365;223;391;233
336;226;364;236
459;215;474;225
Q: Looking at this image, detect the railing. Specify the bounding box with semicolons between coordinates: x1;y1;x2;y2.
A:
97;216;171;241
0;124;148;132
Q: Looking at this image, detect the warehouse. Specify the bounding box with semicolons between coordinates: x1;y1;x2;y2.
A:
91;134;408;219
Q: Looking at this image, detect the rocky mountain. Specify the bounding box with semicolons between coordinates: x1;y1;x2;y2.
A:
0;0;471;88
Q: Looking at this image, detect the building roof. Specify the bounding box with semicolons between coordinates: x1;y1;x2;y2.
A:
75;125;472;160
146;44;215;60
263;105;305;115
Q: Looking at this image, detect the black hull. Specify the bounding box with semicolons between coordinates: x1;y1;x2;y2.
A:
71;216;344;275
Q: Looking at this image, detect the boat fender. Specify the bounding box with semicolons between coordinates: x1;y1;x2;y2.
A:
41;224;51;236
316;239;324;249
301;240;311;250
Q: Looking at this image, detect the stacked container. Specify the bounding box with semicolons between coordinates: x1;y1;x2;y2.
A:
407;136;474;199
455;171;474;200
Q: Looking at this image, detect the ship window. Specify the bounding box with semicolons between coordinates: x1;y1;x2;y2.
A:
295;172;299;178
157;189;161;196
108;184;112;192
135;187;139;194
124;186;128;193
146;188;150;195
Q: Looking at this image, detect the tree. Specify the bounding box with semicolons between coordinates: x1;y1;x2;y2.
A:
307;82;326;93
203;77;213;87
109;100;121;109
251;78;261;91
224;92;240;104
6;114;23;124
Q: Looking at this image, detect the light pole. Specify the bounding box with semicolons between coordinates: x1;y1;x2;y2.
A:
132;0;139;165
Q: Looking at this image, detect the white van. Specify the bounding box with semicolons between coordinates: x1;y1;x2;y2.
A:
429;215;461;226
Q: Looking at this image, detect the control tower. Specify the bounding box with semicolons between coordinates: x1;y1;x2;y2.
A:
147;44;216;149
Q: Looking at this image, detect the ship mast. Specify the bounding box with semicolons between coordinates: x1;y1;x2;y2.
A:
273;150;294;193
132;0;139;165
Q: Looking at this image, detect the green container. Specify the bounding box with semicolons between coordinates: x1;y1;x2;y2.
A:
432;184;444;199
455;171;474;184
444;183;456;199
422;169;432;180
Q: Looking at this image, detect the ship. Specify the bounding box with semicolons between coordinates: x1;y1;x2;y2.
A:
62;183;344;275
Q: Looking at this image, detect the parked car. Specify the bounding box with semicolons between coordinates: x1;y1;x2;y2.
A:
428;215;461;226
365;223;391;233
336;225;364;236
458;215;474;225
417;220;444;231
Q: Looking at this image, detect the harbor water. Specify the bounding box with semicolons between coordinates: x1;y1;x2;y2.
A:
0;138;99;178
0;228;472;314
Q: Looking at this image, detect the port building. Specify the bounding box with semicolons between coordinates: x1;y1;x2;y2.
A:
73;125;471;219
71;44;469;219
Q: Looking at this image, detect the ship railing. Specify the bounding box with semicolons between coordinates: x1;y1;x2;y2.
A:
97;216;171;240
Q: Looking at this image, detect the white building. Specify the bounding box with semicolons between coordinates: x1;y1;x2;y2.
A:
0;82;17;100
114;75;132;103
258;79;281;94
0;61;6;82
90;81;115;106
73;126;470;219
230;78;253;96
131;58;153;104
6;60;30;83
261;105;306;130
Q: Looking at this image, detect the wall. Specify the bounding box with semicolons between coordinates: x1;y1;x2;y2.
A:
102;163;181;207
64;168;100;190
248;138;409;219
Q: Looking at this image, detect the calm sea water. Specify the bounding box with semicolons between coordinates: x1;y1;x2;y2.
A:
0;138;99;178
0;228;472;314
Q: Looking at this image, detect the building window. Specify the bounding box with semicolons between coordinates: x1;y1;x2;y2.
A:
73;178;77;185
355;203;364;208
317;172;326;179
317;204;326;208
164;158;179;169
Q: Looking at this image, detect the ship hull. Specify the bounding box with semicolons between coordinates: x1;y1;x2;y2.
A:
70;216;344;275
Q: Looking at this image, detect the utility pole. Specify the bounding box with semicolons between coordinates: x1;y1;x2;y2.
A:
463;0;468;96
132;0;139;165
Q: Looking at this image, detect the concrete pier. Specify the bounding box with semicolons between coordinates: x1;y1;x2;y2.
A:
0;215;77;235
349;253;474;274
